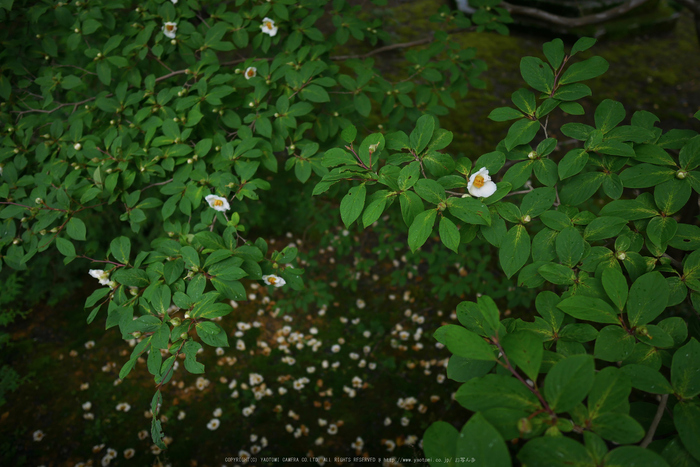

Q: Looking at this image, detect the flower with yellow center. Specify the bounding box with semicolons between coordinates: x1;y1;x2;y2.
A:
205;194;230;212
467;167;497;198
262;274;286;287
162;22;177;39
260;17;278;36
245;66;257;80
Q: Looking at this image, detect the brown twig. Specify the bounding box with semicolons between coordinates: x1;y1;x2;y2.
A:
640;394;669;448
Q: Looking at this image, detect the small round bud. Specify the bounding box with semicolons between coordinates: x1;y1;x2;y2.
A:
135;7;140;12
676;170;688;179
170;317;182;327
616;251;626;261
333;112;339;117
106;168;113;174
235;68;241;74
248;102;254;107
265;79;271;85
40;229;47;235
84;105;90;110
44;55;50;60
215;146;221;151
187;158;193;164
96;52;102;58
522;215;531;223
6;127;12;132
13;148;19;154
12;238;20;245
35;197;43;205
110;119;115;125
74;143;81;150
528;151;537;159
133;331;142;338
177;91;183;97
378;124;383;129
36;34;41;39
74;28;80;33
437;202;446;212
517;418;533;434
170;39;176;45
180;332;188;339
184;313;191;319
289;144;295;150
274;113;279;117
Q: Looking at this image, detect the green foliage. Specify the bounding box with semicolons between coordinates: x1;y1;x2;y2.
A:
317;36;700;465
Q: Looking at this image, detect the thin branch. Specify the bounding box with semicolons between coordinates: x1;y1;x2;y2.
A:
640;394;669;448
500;0;652;28
330;26;476;61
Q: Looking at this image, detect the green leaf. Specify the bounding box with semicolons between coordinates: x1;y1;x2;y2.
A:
410;114;435;154
674;402;700;462
439;216;460;253
655;178;692;215
183;341;205;374
456;413;512;467
584;216;627;242
559;172;605;206
362;194;388;228
423;422;458;467
543;38;565;69
544;354;595;413
322;148;356;168
456;374;540;412
399;191;424;227
163;258;184;285
340;184;366;228
511;88;536;115
647;216;678;247
590;413;644;444
408;209;437;252
341;125;357;143
538;263;576;285
447;197;491;226
488;107;524;122
627;272;669;327
353;93;371;116
414;178;446;204
605;447;670;467
520;56;554;94
196;321;229;347
504;119;539;151
559;56;609;85
556;227;585;267
112;268;150;288
619;364;673;394
433;325;495;361
55;237;76;258
499;224;530;279
672;339;700;399
587;367;631;419
501;331;543;381
447;356;496;382
518;436;591;467
594;325;635;362
521;187;556;218
594;99;625;134
151;284;172;315
110;236;131;264
300;84;329;103
557;296;618;324
620;164;675;188
602;268;628;311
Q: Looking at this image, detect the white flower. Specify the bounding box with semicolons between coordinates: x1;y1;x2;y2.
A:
467;167;497;198
260;17;278;37
356;299;366;309
82;402;92;411
262;274;285;287
170;0;177;3
116;402;131;412
244;67;257;80
162;22;177;39
124;448;135;459
33;430;44;441
213;407;222;417
205;194;230;212
84;340;95;349
89;269;111;286
207;418;220;430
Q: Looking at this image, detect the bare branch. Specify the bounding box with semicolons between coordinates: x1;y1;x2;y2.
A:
500;0;652;28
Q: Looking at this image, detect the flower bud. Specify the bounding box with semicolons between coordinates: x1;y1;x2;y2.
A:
74;143;81;150
13;148;19;154
180;332;188;339
517;418;532;434
289;144;295;150
333;112;339;117
170;317;182;327
170;39;176;45
676;170;688;179
187;158;193;164
616;251;626;261
133;332;142;338
74;28;80;33
528;151;537;159
437;202;446;212
522;215;531;223
35;197;43;205
184;313;191;319
274;113;279;117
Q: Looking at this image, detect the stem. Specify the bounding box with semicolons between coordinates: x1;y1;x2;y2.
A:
640;394;669;448
78;255;126;268
493;337;555;415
